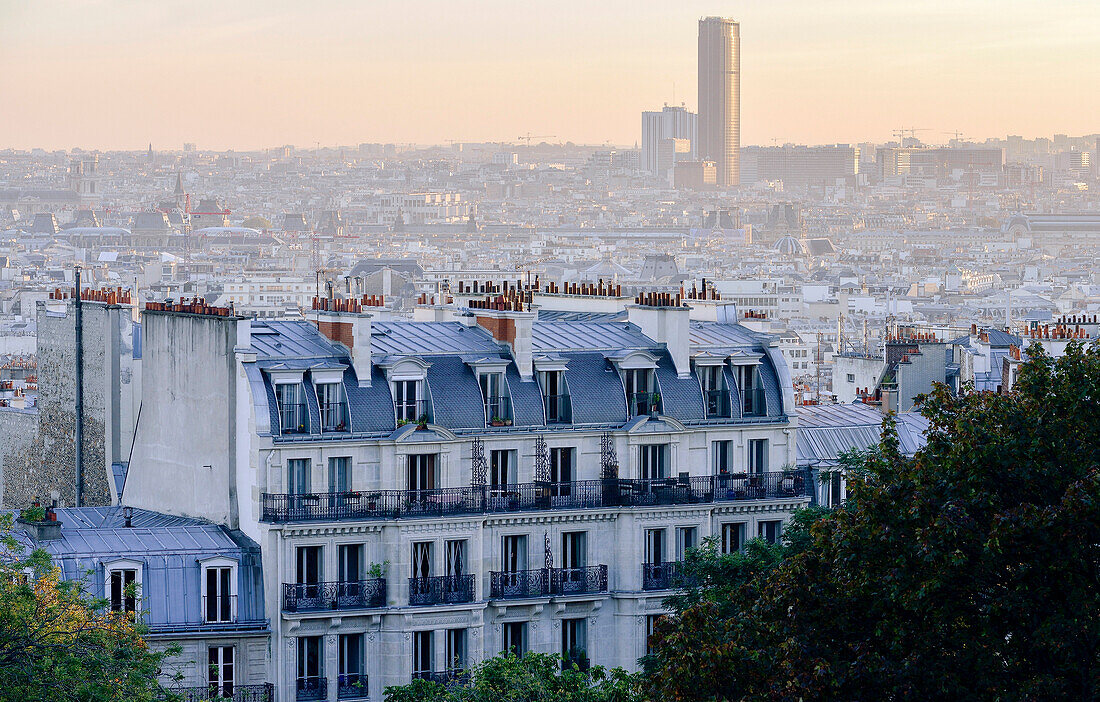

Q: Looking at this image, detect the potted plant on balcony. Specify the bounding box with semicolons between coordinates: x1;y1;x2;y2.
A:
397;418;409;427
416;414;429;430
366;561;388;579
650;393;661;418
490;415;505;427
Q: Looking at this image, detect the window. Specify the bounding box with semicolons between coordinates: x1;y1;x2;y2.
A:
645;615;665;656
394;380;422;422
624;368;656;415
561;531;586;569
288;458;311;494
296;546;322;585
639;444;668;480
339;633;366;697
562;618;588;668
503;535;527;573
644;528;666;565
759;520;782;544
407;454;437;492
318;382;348;432
721;523;746;554
748;439;769;474
846;373;856;383
297;636;323;699
738;365;765;416
329;456;350;494
550;447;574;496
411;542;433;580
445;540;466;577
208;646;234;698
502;621;527;656
203;561;235;623
339;544;363;582
446;628;467;672
541;370;569;423
713;440;733;474
413;631;433;678
107;564;139;615
276;382;307;434
480;373;510;421
490;449;517;488
676;526;697;561
700;365;729;417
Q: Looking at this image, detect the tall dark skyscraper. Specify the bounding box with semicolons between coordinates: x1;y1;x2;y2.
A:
698;17;740;187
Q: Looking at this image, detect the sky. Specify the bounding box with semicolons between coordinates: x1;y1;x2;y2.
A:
2;0;1099;151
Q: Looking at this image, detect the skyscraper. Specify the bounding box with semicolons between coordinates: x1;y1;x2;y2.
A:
641;105;697;175
698;17;740;187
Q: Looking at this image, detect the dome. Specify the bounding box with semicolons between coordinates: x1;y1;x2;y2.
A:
774;235;802;256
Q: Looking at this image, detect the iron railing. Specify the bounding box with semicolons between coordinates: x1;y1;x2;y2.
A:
262;472;811;523
296;677;326;702
282;579;386;612
319;401;349;432
628;391;661;416
704;389;732;418
543;394;572;424
409;574;475;606
157;684;274;702
337;673;368;699
642;561;683;591
489;566;608;599
279;402;308;434
395;399;431;424
412;670;465;686
202;594;236;623
485;395;513;424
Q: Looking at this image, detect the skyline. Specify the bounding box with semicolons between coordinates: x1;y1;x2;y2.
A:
2;0;1100;151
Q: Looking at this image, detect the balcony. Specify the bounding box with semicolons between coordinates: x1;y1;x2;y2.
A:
261;472;810;523
642;561;683;591
412;670;465;686
282;579;386;613
409;574;475;606
628;391;661;417
337;673;368;699
279;402;308;434
395;399;431;425
489;565;608;600
485;395;513;426
157;684;274;702
296;677;326;702
704;388;731;418
543;394;572;424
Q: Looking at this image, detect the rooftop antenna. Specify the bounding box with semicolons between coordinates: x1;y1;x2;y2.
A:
74;264;84;508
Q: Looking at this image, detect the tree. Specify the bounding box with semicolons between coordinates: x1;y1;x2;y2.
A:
644;341;1100;701
242;216;272;230
0;512;174;701
384;651;641;702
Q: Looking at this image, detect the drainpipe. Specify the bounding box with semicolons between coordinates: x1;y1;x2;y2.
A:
74;266;84;508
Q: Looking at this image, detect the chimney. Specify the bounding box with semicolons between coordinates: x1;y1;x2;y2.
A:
627;302;691;378
308;301;373;387
474;308;536;381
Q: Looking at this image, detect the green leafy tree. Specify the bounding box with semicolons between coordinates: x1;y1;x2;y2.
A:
0;512;176;701
384;651;641;702
242;216;272;230
644;341;1100;701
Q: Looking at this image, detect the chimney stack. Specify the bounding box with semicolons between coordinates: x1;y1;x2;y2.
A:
307;298;373;387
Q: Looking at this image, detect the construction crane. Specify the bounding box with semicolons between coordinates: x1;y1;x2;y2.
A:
892;127;931;145
517;133;555;148
942;130;967;145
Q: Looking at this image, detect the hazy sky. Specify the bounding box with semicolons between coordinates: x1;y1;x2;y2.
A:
2;0;1099;151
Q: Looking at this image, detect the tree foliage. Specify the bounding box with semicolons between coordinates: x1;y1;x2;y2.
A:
644;341;1100;701
0;513;173;701
384;651;642;702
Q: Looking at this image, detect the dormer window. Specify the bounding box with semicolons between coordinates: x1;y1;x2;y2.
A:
699;365;730;418
201;557;238;624
106;560;142;616
317;382;349;432
624;368;658;416
479;372;512;425
394;380;425;423
539;369;571;423
275;382;307;434
738;365;766;417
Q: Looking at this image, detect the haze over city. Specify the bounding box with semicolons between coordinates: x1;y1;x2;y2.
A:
3;0;1100;150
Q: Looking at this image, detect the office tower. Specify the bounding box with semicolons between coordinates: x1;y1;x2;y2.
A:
698;17;740;187
641;105;697;174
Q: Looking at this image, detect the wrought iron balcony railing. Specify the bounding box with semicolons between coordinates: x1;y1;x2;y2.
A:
409;574;475;606
628;391;661;416
704;388;732;418
202;594;236;624
394;399;431;424
282;579;386;612
261;471;811;523
489;565;608;599
157;683;274;702
337;673;368;699
642;561;683;591
296;677;326;702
